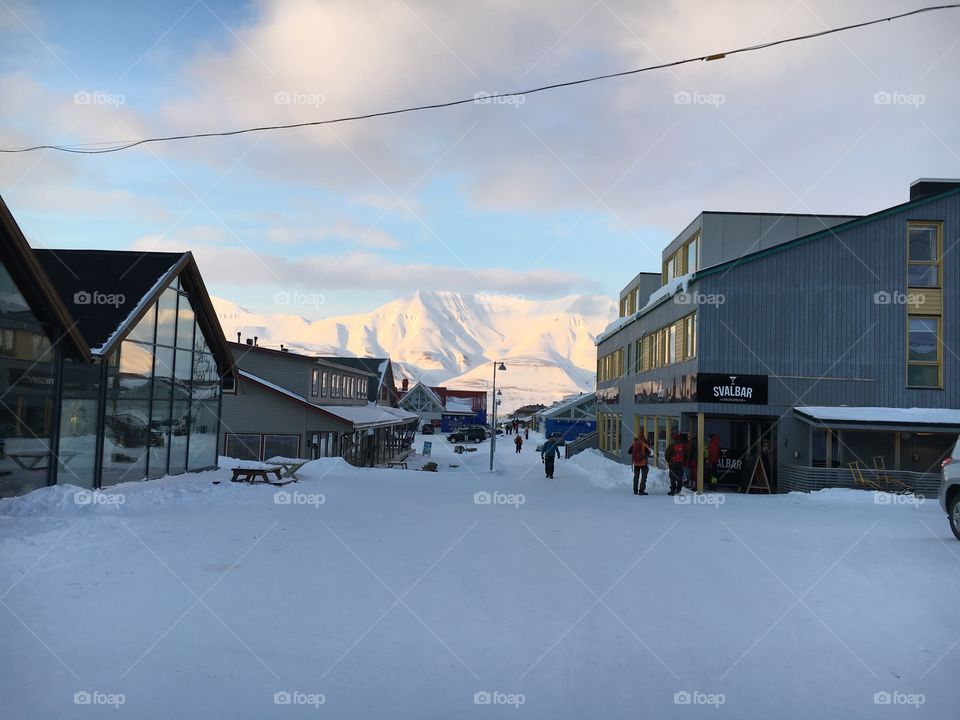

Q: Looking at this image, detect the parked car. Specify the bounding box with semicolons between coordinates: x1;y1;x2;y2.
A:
447;426;486;443
421;424;435;435
938;435;960;540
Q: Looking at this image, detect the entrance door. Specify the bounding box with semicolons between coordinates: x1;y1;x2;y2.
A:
749;421;777;490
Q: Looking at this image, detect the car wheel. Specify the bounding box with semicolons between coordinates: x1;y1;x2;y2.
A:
950;494;960;542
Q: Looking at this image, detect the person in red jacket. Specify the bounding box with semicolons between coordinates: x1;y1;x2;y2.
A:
668;435;686;495
627;435;651;495
707;433;721;485
514;433;523;453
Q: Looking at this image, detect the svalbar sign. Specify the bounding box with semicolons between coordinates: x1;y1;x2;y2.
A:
696;373;768;404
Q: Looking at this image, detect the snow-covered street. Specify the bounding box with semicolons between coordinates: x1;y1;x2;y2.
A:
2;434;958;719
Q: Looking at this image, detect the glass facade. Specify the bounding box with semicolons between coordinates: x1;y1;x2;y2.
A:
0;259;58;498
101;277;221;487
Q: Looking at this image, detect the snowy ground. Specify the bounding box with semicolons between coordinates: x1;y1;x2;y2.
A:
2;431;958;719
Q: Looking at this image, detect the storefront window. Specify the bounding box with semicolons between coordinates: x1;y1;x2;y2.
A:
0;260;58;498
57;362;100;489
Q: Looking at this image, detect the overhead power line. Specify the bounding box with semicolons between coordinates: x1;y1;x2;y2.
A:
2;3;958;155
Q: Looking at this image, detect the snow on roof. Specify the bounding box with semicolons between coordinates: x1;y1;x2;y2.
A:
795;406;960;428
542;393;595;418
319;402;419;428
595;273;691;345
445;397;474;413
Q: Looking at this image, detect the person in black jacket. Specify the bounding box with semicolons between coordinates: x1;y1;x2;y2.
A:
541;437;561;478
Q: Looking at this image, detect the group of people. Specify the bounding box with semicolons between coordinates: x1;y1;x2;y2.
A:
627;432;723;495
504;420;528;439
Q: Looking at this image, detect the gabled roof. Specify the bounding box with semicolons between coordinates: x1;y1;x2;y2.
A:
33;249;185;353
0;196;89;360
542;393;595;418
398;380;445;413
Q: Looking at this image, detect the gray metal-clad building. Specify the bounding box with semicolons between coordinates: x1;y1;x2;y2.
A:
596;179;960;495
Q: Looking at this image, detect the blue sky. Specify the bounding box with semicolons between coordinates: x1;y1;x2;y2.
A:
2;0;958;318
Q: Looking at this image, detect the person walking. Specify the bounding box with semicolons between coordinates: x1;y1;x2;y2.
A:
541;436;561;479
514;434;523;453
627;434;651;495
524;426;529;440
707;433;721;486
668;434;686;496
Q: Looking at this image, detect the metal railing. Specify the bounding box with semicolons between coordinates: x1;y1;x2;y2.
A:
565;431;598;459
779;463;941;497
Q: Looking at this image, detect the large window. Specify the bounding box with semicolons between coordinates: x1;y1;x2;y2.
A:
310;368;320;397
663;231;700;284
321;370;328;397
907;315;941;388
263;434;300;460
225;433;260;461
101;278;221;486
639;313;696;372
907;222;941;288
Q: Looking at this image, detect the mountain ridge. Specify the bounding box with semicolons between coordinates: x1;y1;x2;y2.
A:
213;290;616;409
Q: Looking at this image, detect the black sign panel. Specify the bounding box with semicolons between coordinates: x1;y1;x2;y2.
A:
696;373;768;404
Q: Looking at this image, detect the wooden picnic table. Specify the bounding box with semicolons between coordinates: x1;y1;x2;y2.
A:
387;460;408;469
265;456;307;480
230;465;294;486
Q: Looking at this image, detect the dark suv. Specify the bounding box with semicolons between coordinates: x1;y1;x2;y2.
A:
447;426;486;443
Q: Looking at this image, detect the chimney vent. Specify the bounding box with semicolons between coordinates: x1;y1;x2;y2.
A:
254;336;258;346
245;338;253;346
236;332;241;343
910;178;960;202
402;378;409;391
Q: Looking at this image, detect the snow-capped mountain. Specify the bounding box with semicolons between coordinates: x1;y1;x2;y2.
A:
213;290;615;409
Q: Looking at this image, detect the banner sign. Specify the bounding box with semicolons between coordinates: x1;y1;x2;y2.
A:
696;373;768;405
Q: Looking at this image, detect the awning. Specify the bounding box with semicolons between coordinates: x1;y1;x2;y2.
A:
795;406;960;432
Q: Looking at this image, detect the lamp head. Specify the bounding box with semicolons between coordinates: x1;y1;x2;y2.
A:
497;362;506;371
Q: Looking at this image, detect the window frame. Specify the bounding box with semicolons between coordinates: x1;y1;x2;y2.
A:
906;221;942;289
906;314;942;389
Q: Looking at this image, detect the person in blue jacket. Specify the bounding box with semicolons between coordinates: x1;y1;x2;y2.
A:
541;437;561;479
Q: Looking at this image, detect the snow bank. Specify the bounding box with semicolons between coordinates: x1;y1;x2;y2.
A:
566;448;670;492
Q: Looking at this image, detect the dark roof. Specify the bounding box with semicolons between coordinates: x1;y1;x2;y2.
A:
33;249;184;351
0;196;89;359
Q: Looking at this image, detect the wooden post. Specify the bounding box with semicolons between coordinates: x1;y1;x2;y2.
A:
826;429;832;468
894;432;901;471
696;412;705;494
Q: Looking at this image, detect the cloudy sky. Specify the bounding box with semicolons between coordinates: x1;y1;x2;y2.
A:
1;0;957;318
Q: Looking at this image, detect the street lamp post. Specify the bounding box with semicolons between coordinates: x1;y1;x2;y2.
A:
489;361;506;471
